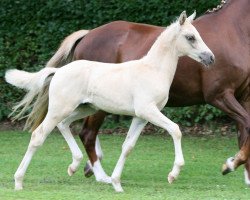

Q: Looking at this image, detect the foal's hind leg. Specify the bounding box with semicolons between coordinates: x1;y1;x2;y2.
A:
14;114;62;190
14;94;86;190
57;106;111;183
57;106;97;176
136;104;184;184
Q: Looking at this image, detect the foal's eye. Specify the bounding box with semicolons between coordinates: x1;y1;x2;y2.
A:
185;35;196;42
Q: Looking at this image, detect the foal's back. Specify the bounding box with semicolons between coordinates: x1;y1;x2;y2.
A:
50;59;144;115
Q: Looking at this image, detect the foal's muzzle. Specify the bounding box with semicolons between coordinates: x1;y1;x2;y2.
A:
199;52;215;67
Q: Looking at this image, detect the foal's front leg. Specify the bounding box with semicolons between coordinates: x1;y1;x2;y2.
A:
111;117;147;192
137;104;185;184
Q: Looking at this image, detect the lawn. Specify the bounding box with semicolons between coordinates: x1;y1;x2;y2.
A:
0;130;249;199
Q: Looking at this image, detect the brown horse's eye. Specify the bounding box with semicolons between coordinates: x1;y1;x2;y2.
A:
185;35;195;42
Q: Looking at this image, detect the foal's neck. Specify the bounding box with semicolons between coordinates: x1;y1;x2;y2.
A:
143;23;179;77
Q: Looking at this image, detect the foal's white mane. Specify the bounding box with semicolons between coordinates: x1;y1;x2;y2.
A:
141;19;185;82
143;10;197;66
145;11;197;64
144;21;180;61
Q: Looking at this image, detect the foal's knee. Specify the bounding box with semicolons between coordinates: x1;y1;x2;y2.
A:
168;123;182;139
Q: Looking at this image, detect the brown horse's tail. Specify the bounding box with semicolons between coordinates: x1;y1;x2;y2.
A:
46;30;89;68
10;30;89;132
27;29;89;131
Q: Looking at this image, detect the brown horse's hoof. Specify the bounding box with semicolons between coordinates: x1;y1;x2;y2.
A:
222;163;233;175
84;162;94;178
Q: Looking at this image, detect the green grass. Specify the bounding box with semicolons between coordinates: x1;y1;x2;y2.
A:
0;131;249;199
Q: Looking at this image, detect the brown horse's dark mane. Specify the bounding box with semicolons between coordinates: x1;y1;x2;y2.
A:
206;0;227;14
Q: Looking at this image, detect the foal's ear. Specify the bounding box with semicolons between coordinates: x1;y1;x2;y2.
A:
187;10;196;23
179;11;187;26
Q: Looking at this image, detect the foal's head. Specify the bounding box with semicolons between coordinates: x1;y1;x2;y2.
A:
175;11;215;67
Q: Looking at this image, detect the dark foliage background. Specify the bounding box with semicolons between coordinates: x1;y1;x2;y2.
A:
0;0;225;125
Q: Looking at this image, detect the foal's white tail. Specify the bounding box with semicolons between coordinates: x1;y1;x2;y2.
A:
5;68;57;120
5;29;89;130
5;68;57;91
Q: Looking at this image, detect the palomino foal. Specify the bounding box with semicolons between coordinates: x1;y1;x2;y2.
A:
5;11;214;192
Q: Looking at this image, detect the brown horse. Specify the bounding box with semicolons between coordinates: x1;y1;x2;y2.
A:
30;0;250;185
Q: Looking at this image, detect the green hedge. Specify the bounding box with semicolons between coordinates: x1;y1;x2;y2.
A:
0;0;224;124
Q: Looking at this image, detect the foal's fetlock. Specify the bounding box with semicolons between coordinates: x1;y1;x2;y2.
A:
68;154;83;176
111;177;124;192
14;174;23;190
95;172;112;184
96;174;112;184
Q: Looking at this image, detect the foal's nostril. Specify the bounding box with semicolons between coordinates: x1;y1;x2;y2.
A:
210;55;215;64
200;52;215;66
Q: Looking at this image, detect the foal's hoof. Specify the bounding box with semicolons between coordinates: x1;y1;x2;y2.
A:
168;174;175;184
112;178;124;192
14;183;23;191
84;162;94;178
15;186;23;191
68;166;76;176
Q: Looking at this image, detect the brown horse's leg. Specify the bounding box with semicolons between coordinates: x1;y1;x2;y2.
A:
208;91;250;174
245;159;250;186
79;111;107;177
239;101;250;185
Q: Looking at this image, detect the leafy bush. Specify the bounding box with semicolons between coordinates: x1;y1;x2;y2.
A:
163;105;225;126
0;0;223;124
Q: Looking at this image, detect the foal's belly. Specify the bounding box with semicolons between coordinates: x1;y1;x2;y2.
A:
88;78;135;116
90;96;135;116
